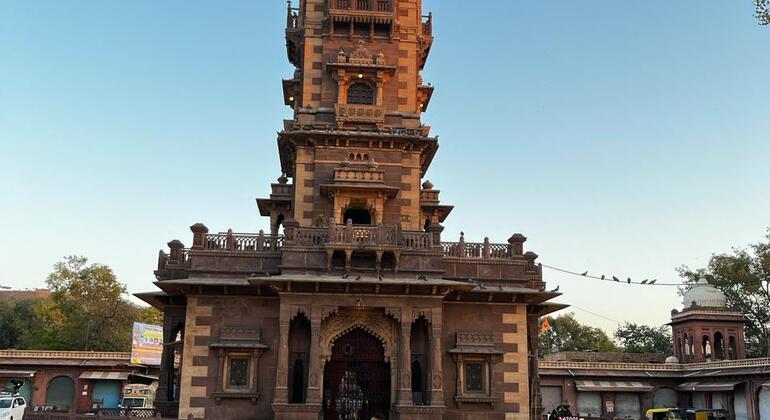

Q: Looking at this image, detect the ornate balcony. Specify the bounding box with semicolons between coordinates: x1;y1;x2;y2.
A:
288;223;432;250
335;103;385;127
332;0;393;13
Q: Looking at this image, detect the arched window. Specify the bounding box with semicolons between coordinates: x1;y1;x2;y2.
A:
728;336;738;360
347;82;375;105
714;332;725;360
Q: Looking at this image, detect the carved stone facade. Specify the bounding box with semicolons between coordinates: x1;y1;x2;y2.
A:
138;1;565;419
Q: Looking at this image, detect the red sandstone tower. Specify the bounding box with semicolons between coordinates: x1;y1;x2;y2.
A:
143;2;564;419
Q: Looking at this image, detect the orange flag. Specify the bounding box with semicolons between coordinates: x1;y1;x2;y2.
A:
540;318;551;333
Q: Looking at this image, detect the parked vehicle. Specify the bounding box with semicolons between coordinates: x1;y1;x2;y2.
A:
119;383;157;409
0;392;26;420
684;409;728;420
646;408;682;420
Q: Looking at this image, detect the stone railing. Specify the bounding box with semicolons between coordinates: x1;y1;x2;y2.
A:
0;349;131;360
332;0;392;12
442;240;512;259
335;103;385;126
291;223;432;249
201;230;283;252
334;168;384;183
24;409;160;419
539;357;770;372
441;232;531;261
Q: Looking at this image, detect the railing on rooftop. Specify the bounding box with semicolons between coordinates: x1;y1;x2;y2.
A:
539;357;770;371
0;349;131;360
204;230;283;252
332;0;392;12
293;223;431;249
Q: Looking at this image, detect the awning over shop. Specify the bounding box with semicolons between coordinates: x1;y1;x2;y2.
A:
0;370;35;378
575;380;653;392
678;381;742;392
79;371;130;381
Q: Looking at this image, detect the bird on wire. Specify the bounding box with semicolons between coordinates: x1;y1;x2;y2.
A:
641;279;648;284
613;276;620;282
601;275;606;280
581;271;588;276
627;277;631;284
649;280;657;285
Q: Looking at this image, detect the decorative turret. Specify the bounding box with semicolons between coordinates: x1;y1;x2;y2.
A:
671;278;746;363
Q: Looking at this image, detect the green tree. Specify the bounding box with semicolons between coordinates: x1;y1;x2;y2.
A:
136;305;163;325
677;231;770;358
0;298;46;349
539;313;619;356
614;323;673;354
45;256;137;351
757;0;770;25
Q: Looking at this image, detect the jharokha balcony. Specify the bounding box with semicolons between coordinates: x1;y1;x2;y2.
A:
155;222;543;290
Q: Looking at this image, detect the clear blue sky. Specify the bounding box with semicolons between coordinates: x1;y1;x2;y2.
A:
2;1;769;335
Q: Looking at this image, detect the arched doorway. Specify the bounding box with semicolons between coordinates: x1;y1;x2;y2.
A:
46;375;75;412
323;327;390;420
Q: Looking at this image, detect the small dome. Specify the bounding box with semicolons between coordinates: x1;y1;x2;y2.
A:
665;356;679;364
682;278;727;308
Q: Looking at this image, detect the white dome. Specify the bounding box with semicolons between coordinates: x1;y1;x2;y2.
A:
665;356;679;364
682;278;727;308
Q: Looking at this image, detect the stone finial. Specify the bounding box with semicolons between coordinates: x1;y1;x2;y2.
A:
167;239;184;249
336;48;347;63
509;233;527;256
190;223;209;249
524;251;539;273
277;173;288;184
422;180;434;190
366;156;379;170
340;156;352;167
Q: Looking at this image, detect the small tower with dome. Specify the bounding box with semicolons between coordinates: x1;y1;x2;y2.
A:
670;278;746;363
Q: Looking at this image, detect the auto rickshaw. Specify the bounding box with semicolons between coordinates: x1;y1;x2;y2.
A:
646;408;682;420
684;409;729;420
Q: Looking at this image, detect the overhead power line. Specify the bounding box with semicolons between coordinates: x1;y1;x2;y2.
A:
541;264;685;287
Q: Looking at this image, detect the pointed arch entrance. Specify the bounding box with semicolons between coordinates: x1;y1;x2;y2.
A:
322;327;391;420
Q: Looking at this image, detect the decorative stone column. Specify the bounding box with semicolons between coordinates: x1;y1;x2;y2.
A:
397;321;412;405
430;322;444;405
274;307;291;404
306;316;322;404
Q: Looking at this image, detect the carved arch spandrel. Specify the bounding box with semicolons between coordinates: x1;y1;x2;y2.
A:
289;305;311;321
319;308;398;363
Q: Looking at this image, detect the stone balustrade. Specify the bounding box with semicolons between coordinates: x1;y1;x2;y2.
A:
440;232;530;261
332;0;393;12
335;103;385;126
188;224;283;252
334;168;384;183
291;223;431;249
539;357;770;372
0;349;131;360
